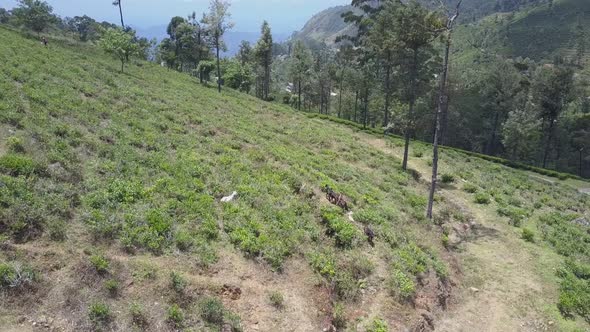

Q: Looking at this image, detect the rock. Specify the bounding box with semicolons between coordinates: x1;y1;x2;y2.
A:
469;287;479;293
572;217;590;227
47;162;68;180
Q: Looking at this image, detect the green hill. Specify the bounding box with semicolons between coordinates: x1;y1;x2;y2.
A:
295;0;590;63
453;0;590;62
0;26;589;332
293;5;358;46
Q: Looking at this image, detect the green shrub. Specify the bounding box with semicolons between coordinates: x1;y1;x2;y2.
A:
332;303;347;330
7;137;25;153
463;183;478;193
88;302;111;326
47;219;67;242
89;254;109;274
309;251;336;279
199;218;219;240
539;212;590;258
175;230;194;251
412;150;423;158
85;210;120;241
367;318;389;332
355;209;386;225
557;260;590;321
199;297;225;325
269;291;284;309
105;279;119;297
121;208;172;252
388;268;415;301
474;193;491;204
521;229;535;243
129;302;148;327
224;311;243;332
170;271;186;293
0;261;36;289
441;234;449;248
497;206;528;227
167;304;184;328
0;154;37;176
321;208;359;248
441;173;455;184
396;244;429;276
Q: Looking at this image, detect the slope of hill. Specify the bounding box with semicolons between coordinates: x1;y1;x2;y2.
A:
294;0;588;63
0;26;589;332
453;0;590;63
292;5;357;46
292;0;499;47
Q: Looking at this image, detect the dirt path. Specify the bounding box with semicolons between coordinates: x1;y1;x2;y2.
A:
357;134;560;332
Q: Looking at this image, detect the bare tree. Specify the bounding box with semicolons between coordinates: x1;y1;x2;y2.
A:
427;0;462;220
112;0;124;29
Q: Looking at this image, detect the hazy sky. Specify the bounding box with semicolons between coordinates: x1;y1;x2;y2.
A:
0;0;349;33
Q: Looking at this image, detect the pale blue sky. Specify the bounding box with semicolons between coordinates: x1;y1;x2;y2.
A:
0;0;349;33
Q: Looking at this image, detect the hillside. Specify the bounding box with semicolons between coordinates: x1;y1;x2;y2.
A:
294;0;589;62
292;5;357;47
453;0;590;62
1;25;590;332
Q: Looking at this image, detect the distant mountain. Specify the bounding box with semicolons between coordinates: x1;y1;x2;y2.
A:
292;0;585;62
291;5;358;47
134;26;289;57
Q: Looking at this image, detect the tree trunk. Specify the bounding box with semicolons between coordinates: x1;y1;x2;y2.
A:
354;90;358;123
428;33;452;219
264;59;271;100
542;119;555;168
121;59;124;73
298;80;302;110
383;54;392;127
118;2;125;29
363;88;369;129
402;50;418;171
427;1;461;219
439;92;450;145
488;109;500;155
216;36;221;93
580;149;583;177
338;68;344;118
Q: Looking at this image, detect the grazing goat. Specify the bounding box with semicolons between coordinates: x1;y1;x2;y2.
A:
364;225;375;247
324;185;350;211
221;191;237;202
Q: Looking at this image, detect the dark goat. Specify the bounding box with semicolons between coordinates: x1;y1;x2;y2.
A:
324;185;349;211
364;225;375;247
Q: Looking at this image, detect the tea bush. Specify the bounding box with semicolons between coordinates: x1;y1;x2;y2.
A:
441;173;455;184
0;261;37;289
199;297;225;326
521;228;535;243
129;302;148;327
332;303;347;330
170;271;187;294
0;154;38;176
105;279;119;297
166;304;184;328
474;192;491;204
89;254;109;274
269;291;285;309
88;302;111;327
367;318;389;332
